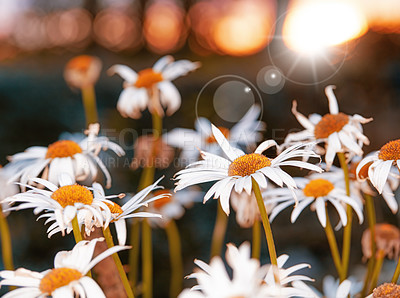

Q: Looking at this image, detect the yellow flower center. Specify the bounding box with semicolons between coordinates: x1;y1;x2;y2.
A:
46;140;82;159
228;153;271;177
65;55;93;73
134;68;163;89
378;139;400;161
153;190;173;209
51;185;93;208
104;201;123;215
314;113;349;139
39;268;82;294
206;127;230;144
372;283;400;298
303;179;334;197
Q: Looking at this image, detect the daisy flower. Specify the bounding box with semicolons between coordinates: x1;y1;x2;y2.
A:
0;238;129;298
146;188;202;228
362;223;400;260
174;125;322;215
356;139;400;195
109;55;200;118
315;275;361;298
0;167;19;214
180;242;270;298
264;173;364;228
260;254;315;297
93;177;167;245
64;55;102;89
329;160;398;214
283;85;372;169
368;283;400;298
4;174;113;237
164;105;265;164
7;123;124;189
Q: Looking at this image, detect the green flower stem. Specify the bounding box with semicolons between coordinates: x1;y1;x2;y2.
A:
0;207;13;271
391;256;400;283
165;219;183;298
362;255;376;297
252;220;261;259
252;178;278;267
210;203;228;259
361;193;377;296
142;220;152;298
71;215;83;243
103;227;135;298
370;250;384;292
128;219;140;292
337;152;352;282
129;108;163;297
324;208;343;278
81;84;98;125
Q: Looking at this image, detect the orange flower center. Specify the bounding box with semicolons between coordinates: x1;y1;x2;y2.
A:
51;185;93;208
378;139;400;161
373;283;400;298
153;190;173;209
303;179;334;197
228;153;271;177
104;202;123;215
46;140;82;159
349;161;371;180
65;55;93;73
39;268;82;294
206;127;230;144
314;113;349;139
134;68;163;89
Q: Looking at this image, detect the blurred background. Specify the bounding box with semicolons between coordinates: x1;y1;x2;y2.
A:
1;0;400;296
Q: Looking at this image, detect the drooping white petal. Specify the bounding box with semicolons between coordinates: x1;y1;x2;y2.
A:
158;81;181;116
108;64;138;83
325;85;339;115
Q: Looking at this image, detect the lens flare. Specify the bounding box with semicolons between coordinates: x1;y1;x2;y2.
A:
283;0;368;54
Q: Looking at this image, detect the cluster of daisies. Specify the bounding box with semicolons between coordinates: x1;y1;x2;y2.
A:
0;54;399;298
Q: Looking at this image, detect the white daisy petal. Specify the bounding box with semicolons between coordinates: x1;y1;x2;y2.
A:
315;197;327;227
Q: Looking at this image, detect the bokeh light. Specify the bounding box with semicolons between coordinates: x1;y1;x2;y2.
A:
45;8;92;49
94;8;142;52
143;0;187;54
213;0;276;56
283;0;368;54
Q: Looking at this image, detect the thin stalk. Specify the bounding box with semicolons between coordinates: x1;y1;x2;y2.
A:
210;203;228;259
0;207;13;271
165;220;183;298
338;152;352;281
81;84;98;125
130;89;163;298
129;219;140;292
71;216;83;243
252;178;278;267
369;250;384;292
361;256;376;297
103;227;135;298
142;220;152;298
252;220;261;259
361;193;377;296
324;208;343;278
391;256;400;283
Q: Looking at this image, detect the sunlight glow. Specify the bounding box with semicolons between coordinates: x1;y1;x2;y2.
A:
283;0;368;54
